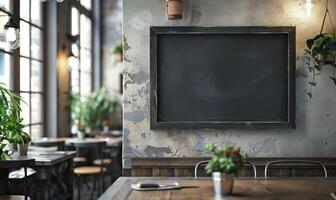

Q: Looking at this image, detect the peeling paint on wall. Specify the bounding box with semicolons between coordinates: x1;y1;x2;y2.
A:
144;145;173;157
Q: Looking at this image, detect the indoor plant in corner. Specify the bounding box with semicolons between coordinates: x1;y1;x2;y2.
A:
0;83;30;158
205;144;246;197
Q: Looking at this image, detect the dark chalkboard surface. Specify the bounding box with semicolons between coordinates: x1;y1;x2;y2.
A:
150;27;295;129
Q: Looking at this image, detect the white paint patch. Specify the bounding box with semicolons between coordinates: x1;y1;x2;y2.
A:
128;10;153;31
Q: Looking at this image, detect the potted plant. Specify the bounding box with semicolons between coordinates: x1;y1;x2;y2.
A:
69;88;117;139
305;2;336;98
12;132;31;156
0;83;29;158
205;144;246;196
69;93;88;139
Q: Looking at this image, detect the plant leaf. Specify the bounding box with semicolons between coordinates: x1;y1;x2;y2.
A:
306;39;314;49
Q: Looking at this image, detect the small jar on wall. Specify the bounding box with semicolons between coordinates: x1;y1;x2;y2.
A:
166;0;184;20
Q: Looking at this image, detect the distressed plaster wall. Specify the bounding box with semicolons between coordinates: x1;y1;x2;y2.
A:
122;0;336;168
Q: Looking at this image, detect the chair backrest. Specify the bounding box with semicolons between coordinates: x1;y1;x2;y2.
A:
0;159;35;200
264;160;328;178
71;141;106;162
194;160;257;178
71;141;106;149
31;140;65;151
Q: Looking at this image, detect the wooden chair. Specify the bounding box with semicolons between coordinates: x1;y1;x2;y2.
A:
72;141;107;200
264;160;328;178
194;160;257;178
0;159;35;200
93;146;115;185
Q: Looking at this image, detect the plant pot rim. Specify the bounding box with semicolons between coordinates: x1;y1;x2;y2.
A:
212;172;235;175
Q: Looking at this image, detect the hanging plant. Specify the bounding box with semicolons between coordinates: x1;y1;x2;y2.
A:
305;0;336;98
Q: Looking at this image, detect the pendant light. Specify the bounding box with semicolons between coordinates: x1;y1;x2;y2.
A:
4;17;19;43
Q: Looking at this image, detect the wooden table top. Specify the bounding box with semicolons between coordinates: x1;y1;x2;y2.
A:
99;177;336;200
1;151;76;166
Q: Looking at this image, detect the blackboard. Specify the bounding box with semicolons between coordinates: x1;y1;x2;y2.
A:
150;27;296;129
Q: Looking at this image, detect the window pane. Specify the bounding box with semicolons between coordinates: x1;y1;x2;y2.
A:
31;125;42;139
31;60;42;92
71;43;79;57
80;49;91;73
20;0;30;21
80;14;91;49
0;52;12;89
71;69;79;93
31;27;42;60
0;0;11;12
31;0;42;26
20;21;30;57
20;93;30;125
71;8;79;35
31;94;42;124
80;0;91;10
22;126;29;135
20;57;30;91
80;72;91;96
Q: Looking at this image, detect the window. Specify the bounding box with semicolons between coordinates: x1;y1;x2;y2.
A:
70;1;93;133
19;0;44;139
70;6;92;97
1;1;43;138
0;0;13;89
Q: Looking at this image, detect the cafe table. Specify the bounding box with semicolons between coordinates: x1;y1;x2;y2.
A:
99;177;336;200
0;151;76;200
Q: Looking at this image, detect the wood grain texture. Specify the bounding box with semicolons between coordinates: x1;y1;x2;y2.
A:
126;158;336;177
100;177;336;200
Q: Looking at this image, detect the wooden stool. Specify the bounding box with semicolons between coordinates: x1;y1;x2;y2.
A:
71;141;106;200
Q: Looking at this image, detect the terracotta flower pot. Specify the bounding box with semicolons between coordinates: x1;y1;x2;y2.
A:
166;0;183;20
212;172;234;196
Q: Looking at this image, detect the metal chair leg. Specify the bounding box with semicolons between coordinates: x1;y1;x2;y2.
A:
97;174;101;195
90;175;97;200
102;173;105;191
77;175;81;200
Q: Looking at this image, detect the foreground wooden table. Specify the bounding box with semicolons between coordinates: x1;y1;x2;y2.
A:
99;177;336;200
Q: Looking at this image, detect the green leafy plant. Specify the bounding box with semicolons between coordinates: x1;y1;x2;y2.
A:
204;144;246;175
305;1;336;98
69;88;118;132
0;83;30;160
305;34;336;98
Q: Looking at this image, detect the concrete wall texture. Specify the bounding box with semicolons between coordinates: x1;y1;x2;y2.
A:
122;0;336;168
